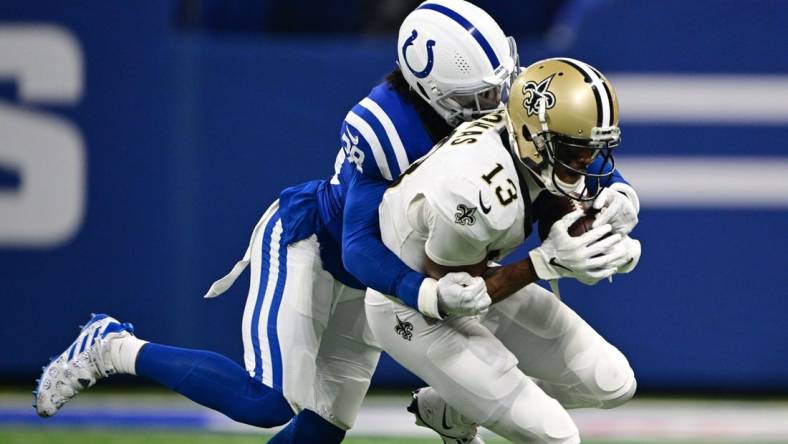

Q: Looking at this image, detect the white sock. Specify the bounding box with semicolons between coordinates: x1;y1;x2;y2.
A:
107;335;148;375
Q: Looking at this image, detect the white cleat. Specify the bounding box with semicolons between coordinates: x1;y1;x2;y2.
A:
407;387;485;444
33;313;135;417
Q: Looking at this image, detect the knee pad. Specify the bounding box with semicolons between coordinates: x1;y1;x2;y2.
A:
567;343;637;409
589;345;636;409
598;369;636;409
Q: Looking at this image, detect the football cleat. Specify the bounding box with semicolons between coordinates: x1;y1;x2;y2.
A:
407;387;485;444
33;313;135;417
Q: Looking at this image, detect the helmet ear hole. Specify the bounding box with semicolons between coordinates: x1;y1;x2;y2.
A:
522;125;533;142
415;82;430;101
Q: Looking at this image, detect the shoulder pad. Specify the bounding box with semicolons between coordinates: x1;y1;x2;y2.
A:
341;87;433;182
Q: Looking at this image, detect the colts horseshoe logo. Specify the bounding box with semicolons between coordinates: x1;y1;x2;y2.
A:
402;30;436;79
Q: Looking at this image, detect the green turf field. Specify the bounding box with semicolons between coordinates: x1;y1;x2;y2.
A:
0;428;749;444
3;429;467;444
1;429;784;444
4;389;788;444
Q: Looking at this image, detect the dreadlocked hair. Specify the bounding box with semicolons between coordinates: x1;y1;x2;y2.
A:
384;68;453;144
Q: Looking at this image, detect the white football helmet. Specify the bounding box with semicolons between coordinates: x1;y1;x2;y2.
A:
397;0;518;126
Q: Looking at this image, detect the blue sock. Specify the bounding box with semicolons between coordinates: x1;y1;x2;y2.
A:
267;409;346;444
135;343;294;427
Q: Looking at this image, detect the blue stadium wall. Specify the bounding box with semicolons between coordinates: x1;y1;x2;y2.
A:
1;1;786;393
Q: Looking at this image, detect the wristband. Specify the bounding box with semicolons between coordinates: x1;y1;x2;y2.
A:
417;277;443;319
529;248;560;280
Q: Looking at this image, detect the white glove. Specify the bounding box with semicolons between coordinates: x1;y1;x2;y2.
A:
417;272;491;318
608;235;641;274
591;185;639;235
437;272;491;317
530;210;626;285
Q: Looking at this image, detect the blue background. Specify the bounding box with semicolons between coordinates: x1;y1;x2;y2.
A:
1;0;786;393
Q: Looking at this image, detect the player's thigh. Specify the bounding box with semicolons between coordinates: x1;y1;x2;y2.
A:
483;284;635;405
365;290;519;421
242;206;336;402
312;288;382;430
366;290;579;443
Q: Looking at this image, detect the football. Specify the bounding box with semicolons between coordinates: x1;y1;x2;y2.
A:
535;193;598;241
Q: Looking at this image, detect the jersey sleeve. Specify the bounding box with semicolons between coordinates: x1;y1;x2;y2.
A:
342;171;425;308
421;198;488;267
586;154;629;195
586;156;640;212
420;171;517;266
339;100;410;183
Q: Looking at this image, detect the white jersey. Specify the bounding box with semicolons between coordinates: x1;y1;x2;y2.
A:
378;110;525;275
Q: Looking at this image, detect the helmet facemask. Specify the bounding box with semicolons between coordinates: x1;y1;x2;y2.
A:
436;83;505;124
537;118;620;201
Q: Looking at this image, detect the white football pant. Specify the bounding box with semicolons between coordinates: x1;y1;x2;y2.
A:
219;200;382;430
366;283;636;443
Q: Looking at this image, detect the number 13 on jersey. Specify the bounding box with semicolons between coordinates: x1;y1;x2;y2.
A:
482;163;517;206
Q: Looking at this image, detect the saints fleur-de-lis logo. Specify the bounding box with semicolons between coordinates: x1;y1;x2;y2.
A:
522;74;557;117
394;315;414;341
454;204;477;226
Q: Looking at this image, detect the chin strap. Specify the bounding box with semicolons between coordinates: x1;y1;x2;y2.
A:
538;97;550;132
548;279;561;300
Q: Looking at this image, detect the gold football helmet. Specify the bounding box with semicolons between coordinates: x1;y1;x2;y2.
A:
507;57;621;200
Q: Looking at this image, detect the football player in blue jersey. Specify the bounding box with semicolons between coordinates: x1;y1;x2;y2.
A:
34;1;521;443
34;1;641;443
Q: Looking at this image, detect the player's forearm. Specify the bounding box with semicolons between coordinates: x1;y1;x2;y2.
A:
423;255;538;304
344;235;423;301
484;258;539;303
342;172;426;306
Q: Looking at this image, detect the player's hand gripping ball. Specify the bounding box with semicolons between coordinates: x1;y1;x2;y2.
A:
534;192;642;279
536;193;600;241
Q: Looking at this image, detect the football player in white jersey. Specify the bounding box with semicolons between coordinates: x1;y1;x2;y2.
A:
366;58;641;443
